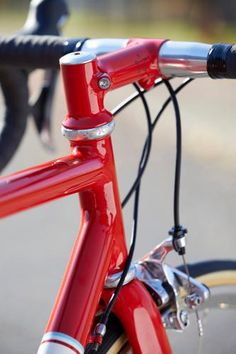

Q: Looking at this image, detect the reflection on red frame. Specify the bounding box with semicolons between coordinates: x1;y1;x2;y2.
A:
0;39;172;353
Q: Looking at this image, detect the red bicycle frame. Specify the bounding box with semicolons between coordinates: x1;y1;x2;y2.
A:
0;39;172;353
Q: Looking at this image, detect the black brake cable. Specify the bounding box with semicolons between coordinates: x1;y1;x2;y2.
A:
121;78;193;208
88;78;194;352
164;79;204;336
163;79;187;255
164;79;182;228
89;83;152;352
112;78;164;116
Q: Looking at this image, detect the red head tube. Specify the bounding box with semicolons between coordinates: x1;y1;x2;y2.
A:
60;51;112;131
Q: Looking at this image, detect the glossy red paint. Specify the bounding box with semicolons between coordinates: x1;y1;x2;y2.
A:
45;137;127;345
0;136;128;345
56;37;171;351
61;38;165;131
0;37;173;352
60;54;113;130
0;153;101;218
98;38;166;90
103;280;172;354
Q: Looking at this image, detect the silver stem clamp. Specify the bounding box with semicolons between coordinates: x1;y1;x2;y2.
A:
61;120;115;141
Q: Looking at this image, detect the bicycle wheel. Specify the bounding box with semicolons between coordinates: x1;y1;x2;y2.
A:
89;260;236;354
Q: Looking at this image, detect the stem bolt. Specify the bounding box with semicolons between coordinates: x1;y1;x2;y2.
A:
98;76;111;90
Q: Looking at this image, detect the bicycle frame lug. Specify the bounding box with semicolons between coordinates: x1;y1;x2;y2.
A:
61;120;115;141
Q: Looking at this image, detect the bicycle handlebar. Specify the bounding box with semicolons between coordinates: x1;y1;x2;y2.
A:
0;36;86;68
0;36;236;79
207;44;236;79
159;41;236;79
0;35;236;172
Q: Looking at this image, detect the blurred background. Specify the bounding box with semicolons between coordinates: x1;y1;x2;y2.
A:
1;0;236;40
0;1;236;353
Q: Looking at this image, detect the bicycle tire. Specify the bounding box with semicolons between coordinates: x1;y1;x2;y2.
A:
89;260;236;354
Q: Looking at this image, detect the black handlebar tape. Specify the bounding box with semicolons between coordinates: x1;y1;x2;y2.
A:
0;36;87;69
207;44;236;79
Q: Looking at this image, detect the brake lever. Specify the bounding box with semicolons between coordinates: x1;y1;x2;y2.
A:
21;0;69;36
21;0;69;150
30;69;58;150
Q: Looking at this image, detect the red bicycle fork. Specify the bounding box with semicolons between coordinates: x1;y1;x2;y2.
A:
0;39;172;353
